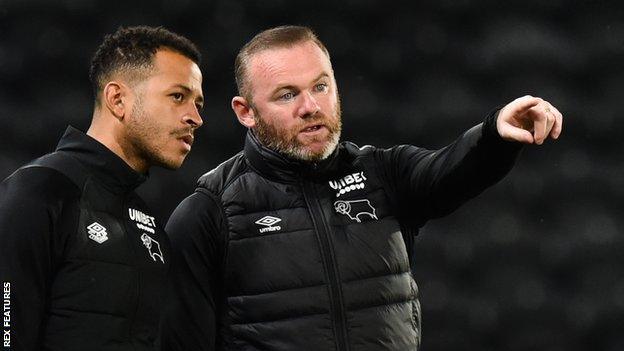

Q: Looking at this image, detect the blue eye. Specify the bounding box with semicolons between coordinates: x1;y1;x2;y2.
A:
281;92;295;100
315;83;328;92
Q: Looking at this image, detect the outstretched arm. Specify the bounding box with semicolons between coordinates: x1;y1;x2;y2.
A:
381;96;563;222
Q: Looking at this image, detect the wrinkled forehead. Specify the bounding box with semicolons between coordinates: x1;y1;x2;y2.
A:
247;41;334;92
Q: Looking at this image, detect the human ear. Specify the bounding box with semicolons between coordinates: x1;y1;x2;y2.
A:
231;96;256;128
102;81;127;120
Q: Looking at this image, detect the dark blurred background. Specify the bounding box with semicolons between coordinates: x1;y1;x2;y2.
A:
0;0;622;350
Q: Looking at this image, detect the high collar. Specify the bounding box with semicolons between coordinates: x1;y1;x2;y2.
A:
243;130;348;184
55;126;147;192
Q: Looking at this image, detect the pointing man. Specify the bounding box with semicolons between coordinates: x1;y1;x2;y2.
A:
162;25;562;350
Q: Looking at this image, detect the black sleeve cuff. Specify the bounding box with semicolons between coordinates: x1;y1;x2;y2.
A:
483;107;503;140
483;106;523;142
481;107;524;157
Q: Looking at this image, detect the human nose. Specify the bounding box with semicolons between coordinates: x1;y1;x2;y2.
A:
298;91;320;118
184;105;203;129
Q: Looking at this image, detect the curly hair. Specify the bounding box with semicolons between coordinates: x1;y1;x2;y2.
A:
89;26;200;105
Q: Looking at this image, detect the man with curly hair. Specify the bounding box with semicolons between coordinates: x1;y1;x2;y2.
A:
0;25;203;350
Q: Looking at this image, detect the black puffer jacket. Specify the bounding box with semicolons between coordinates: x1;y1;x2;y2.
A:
0;126;170;351
162;112;521;351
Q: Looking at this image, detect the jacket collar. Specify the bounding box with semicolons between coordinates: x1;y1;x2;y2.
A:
55;126;147;192
243;130;347;183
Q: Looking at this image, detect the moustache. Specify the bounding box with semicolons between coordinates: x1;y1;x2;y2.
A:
297;113;340;133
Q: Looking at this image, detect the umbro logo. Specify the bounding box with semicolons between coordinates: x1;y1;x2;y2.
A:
255;216;282;233
87;222;108;244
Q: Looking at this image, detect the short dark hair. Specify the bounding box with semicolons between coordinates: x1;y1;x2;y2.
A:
89;25;200;105
234;25;330;102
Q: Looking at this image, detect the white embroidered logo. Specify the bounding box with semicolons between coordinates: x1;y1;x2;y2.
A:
255;216;282;233
87;222;108;244
334;199;378;223
140;233;164;264
128;208;156;234
329;172;367;197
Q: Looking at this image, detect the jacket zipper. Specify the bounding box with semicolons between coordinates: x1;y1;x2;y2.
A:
301;181;349;351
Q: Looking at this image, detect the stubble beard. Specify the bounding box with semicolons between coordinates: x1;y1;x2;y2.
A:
252;100;343;163
126;94;186;171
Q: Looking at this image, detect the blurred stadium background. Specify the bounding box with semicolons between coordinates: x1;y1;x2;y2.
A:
1;0;622;350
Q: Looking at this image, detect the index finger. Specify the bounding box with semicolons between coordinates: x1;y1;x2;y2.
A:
504;95;543;118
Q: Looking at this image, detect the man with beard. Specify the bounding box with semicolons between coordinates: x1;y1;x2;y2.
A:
161;25;562;351
0;26;203;351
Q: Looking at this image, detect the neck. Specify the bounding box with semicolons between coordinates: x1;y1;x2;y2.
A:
87;113;148;174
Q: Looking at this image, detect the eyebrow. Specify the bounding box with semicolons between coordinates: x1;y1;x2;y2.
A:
172;84;204;103
270;72;330;96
